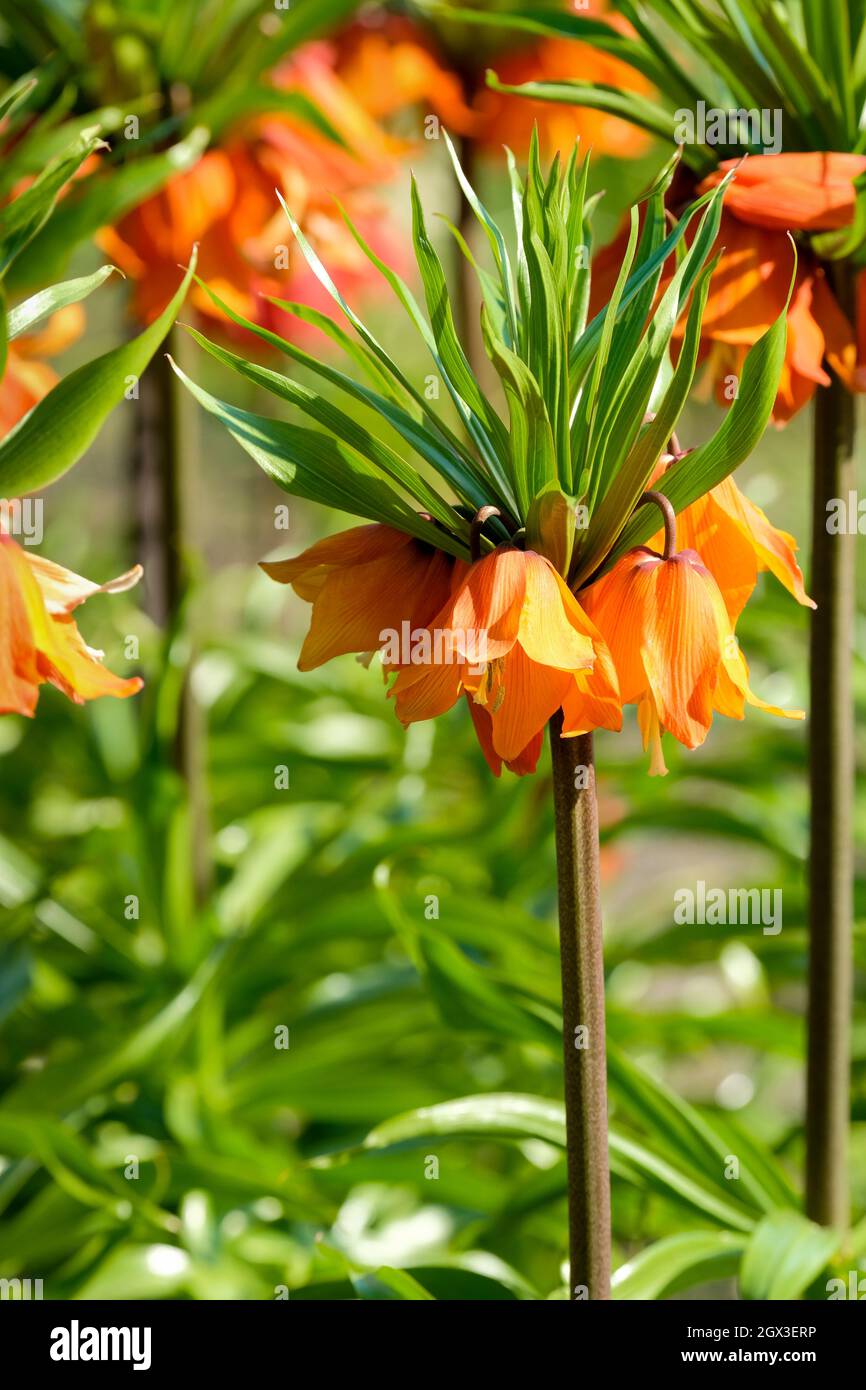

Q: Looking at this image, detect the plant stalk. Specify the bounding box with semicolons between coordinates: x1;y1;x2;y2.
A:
133;334;183;627
806;263;856;1230
132;332;211;908
548;714;611;1298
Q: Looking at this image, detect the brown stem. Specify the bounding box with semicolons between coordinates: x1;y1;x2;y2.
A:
132;335;183;626
470;505;502;561
806;262;855;1230
548;715;611;1299
637;489;676;560
131;333;211;909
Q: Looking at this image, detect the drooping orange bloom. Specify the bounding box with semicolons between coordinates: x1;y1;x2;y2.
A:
582;543;803;776
261;528;621;777
472;5;653;161
100;43;403;338
692;153;866;421
333;3;651;161
388;546;622;775
0;530;143;716
647;459;814;621
0;305;84;437
592;153;866;421
332;14;479;133
704;153;866;233
259;524;454;672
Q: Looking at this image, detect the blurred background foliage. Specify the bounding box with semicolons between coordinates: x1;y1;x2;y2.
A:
0;0;863;1300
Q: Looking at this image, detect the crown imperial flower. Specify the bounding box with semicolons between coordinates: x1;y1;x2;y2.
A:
582;494;804;775
0;532;142;716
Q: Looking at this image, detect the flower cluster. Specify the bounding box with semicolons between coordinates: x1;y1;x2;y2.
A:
265;465;809;777
100;43;403;339
594;153;866;422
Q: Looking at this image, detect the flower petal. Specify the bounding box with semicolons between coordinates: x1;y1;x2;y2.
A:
261;524;414;601
710;476;814;611
24;553;143;615
483;643;572;763
390;659;463;723
584;548;724;750
701;153;866;232
448;546;527;660
517;553;596;671
0;537;40;715
297;542;451;670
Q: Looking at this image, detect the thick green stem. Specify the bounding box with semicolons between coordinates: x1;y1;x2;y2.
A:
806;265;856;1230
548;715;611;1299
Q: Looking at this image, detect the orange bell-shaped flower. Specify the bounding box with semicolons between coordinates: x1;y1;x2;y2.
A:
646;455;814;622
0;531;143;717
260;523;454;671
389;544;621;775
582;492;804;775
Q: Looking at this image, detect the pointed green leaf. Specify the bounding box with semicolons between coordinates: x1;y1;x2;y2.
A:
6;265;118;341
603;287;790;567
0;127;105;277
740;1211;840;1300
481;308;556;514
526;484;578;575
7;127;209;289
0;256;195;497
170;361;468;557
613;1231;745;1300
190;277;491;511
183;325;468;542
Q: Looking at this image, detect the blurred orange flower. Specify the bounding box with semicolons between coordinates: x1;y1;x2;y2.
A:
100;43;404;339
334;4;651;161
692;153;866;421
595;153;866;422
0;305;84;437
332;15;478;133
472;6;652;160
0;530;142;716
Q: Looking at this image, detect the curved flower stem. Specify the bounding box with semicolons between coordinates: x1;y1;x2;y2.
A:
637;489;677;560
548;715;611;1299
806;262;855;1230
470;505;502;560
